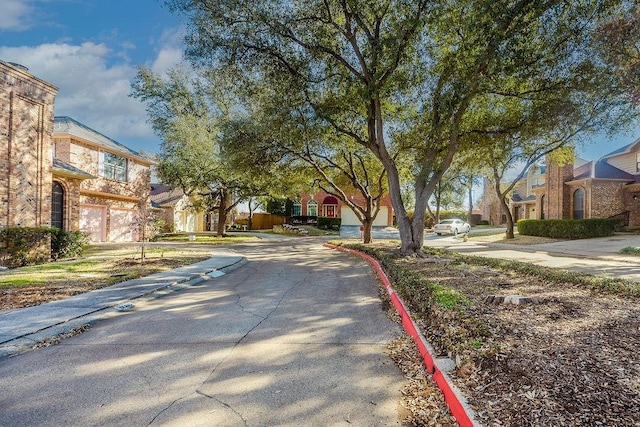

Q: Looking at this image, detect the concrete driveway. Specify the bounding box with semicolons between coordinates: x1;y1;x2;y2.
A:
0;239;404;426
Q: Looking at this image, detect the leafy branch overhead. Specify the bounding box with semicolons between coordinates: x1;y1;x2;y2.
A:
160;0;637;251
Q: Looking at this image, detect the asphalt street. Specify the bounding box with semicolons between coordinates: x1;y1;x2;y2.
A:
0;239;404;426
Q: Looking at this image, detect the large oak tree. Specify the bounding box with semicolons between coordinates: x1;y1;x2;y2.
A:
167;0;629;254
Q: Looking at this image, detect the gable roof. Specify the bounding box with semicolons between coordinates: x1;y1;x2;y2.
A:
572;159;635;181
150;183;186;207
53;116;153;165
600;137;640;160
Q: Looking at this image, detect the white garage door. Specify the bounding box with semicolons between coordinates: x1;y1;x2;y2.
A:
80;205;106;242
340;206;389;226
110;209;137;242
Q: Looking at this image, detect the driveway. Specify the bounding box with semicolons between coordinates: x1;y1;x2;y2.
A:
0;239;404;426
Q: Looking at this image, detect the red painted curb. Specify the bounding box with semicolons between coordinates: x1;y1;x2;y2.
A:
325;243;476;427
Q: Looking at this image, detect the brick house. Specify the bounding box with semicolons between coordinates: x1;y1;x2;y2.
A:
1;61;58;230
483;142;640;227
53;116;153;242
292;190;394;227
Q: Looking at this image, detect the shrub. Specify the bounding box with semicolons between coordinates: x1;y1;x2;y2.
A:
0;227;52;266
517;218;618;239
0;227;88;266
317;216;341;230
50;229;88;260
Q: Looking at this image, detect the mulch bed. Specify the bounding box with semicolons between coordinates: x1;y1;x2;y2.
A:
373;244;640;426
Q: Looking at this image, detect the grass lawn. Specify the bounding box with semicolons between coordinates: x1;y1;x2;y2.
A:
151;233;261;244
0;240;251;309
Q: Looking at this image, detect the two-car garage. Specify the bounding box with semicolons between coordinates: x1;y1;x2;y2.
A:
80;205;138;242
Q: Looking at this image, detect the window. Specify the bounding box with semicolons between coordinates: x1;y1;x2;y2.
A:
51;182;64;229
292;201;302;216
307;200;318;217
573;188;585;219
540;195;545;220
101;152;127;181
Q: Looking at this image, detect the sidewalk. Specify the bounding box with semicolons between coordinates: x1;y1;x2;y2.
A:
427;233;640;281
0;251;245;358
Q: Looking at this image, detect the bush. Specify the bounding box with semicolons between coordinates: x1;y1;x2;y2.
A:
317;216;341;230
50;229;88;260
517;218;618;239
0;227;52;266
0;227;88;266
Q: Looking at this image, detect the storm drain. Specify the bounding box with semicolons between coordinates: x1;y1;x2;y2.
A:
114;302;135;311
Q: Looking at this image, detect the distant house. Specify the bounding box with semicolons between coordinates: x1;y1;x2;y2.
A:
292;190;394;227
482;141;640;227
150;183;212;233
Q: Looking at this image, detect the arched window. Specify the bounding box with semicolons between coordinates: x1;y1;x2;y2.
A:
573;188;585;219
540;195;545;220
292;201;302;217
307;200;318;217
51;182;65;229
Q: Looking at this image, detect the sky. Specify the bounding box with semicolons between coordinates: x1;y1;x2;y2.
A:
1;0;638;160
0;0;186;154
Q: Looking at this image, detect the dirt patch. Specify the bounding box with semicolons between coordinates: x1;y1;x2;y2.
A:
365;242;640;426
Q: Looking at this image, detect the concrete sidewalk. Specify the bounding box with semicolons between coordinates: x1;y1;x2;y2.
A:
0;250;245;358
427;233;640;281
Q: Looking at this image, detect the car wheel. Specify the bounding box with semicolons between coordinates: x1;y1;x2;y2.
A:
436;233;442;236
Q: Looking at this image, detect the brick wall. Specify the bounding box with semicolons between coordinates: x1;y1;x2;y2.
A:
589;181;626;219
545;158;573;219
0;62;58;229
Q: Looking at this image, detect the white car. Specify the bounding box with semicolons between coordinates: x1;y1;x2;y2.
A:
433;219;471;236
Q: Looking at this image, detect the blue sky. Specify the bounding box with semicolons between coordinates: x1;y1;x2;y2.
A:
1;0;638;160
0;0;185;154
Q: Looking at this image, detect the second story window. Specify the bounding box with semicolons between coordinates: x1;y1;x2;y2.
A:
101;152;127;181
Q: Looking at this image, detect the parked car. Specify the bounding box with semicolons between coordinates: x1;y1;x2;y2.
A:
433;219;471;236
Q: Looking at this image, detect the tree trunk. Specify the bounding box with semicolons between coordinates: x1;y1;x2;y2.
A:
216;190;228;237
495;184;515;239
362;217;373;244
467;182;473;224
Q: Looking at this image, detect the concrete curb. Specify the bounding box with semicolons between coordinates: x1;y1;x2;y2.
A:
325;243;479;427
0;256;247;359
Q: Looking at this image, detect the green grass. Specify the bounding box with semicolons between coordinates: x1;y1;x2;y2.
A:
433;284;470;309
620;246;640;255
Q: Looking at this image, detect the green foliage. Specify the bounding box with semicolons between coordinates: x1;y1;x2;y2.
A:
265;198;288;215
317;217;341;230
619;246;640;255
50;229;89;260
518;218;618;239
0;227;87;266
0;227;51;266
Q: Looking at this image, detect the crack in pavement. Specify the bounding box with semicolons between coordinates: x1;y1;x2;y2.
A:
149;264;308;426
196;390;248;426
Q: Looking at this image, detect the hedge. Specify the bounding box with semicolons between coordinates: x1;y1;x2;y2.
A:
517;218;619;239
0;227;88;266
317;217;341;230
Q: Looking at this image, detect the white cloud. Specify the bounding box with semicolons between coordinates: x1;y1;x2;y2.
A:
150;27;186;74
0;42;158;150
0;0;33;30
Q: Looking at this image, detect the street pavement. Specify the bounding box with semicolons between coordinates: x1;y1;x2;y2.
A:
1;231;640;425
0;239;404;426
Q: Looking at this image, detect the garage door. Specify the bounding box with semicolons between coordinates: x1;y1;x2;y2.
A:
110;209;137;242
80;205;106;242
340;206;389;226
